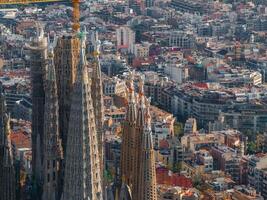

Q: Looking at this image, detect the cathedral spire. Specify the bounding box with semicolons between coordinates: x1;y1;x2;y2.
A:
120;71;137;187
0;92;16;200
137;99;158;200
126;71;136;123
136;75;146;127
42;50;63;200
61;31;103;200
90;30;105;189
132;76;147;200
77;31;88;83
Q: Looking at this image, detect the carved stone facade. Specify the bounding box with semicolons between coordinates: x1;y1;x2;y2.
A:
137;98;158;200
26;25;47;194
54;35;80;158
61;34;103;200
0;92;16;200
120;71;137;187
119;74;158;200
54;35;80;198
90;31;105;182
42;52;63;200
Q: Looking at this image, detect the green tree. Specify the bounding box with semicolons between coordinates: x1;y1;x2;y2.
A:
247;141;257;154
172;162;182;173
193;174;203;190
174;122;184;138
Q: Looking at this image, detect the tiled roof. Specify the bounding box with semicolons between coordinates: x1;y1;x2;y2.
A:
10;131;31;149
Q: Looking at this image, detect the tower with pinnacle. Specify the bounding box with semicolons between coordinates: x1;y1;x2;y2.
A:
54;35;80;158
26;23;47;195
54;33;80;198
90;31;105;181
42;50;63;200
120;71;137;187
119;74;158;200
132;76;146;200
61;32;103;200
137;98;158;200
0;91;16;200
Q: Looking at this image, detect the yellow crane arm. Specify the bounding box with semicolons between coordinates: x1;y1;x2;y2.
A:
0;0;64;5
0;0;80;32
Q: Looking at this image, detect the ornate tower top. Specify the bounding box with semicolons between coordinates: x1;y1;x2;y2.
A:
61;32;103;200
137;96;158;200
126;71;136;123
145;97;152;127
136;75;146;128
42;47;62;200
77;29;89;85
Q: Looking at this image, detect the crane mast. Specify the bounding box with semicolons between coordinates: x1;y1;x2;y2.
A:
0;0;80;32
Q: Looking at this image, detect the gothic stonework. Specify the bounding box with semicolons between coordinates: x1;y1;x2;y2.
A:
61;33;103;200
26;24;47;195
120;74;158;200
0;92;16;200
137;99;158;200
54;35;80;158
120;71;137;187
90;31;105;184
42;51;63;200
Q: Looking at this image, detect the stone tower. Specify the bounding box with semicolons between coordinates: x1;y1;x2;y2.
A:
120;71;137;187
132;77;146;200
54;35;80;157
61;32;102;200
137;99;158;200
90;31;105;181
0;92;16;200
26;23;47;191
119;74;158;200
42;51;63;200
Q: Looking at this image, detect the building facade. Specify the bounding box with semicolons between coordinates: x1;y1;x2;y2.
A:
41;52;63;200
0;92;16;200
26;24;47;195
116;26;135;53
54;35;80;158
61;34;103;200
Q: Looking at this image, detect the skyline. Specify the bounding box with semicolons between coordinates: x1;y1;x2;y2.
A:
0;0;267;199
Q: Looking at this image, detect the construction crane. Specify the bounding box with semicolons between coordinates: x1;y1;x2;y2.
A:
0;0;80;32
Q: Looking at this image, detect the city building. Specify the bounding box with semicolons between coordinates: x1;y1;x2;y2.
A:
184;118;197;134
169;31;195;49
164;62;189;84
150;106;175;149
211;145;242;183
218;103;267;134
231;186;264;200
133;42;150;58
248;154;267;199
171;0;205;14
196;149;213;173
1;0;267;199
103;76;126;97
11;98;32;121
145;0;154;8
116;26;135;54
181;132;225;152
